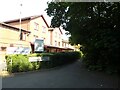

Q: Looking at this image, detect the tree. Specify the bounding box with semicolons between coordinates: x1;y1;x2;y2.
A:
46;2;120;73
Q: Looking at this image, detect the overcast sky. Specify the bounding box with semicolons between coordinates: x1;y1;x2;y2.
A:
0;0;52;26
0;0;68;39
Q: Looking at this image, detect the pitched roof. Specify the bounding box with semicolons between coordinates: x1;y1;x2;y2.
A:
4;15;49;28
59;28;63;34
48;27;63;34
40;15;49;28
0;22;31;33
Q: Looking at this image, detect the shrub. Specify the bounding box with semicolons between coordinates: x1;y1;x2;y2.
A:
6;54;34;73
31;62;40;70
28;63;34;71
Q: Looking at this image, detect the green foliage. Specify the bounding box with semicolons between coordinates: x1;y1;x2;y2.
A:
28;53;53;57
29;52;81;68
28;53;41;57
46;2;120;74
31;62;40;70
40;61;51;68
50;52;81;67
5;52;80;73
41;53;54;57
6;54;34;73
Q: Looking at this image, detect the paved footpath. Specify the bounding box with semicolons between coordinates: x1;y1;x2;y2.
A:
2;60;119;88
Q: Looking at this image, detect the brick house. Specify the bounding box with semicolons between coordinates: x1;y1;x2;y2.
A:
0;15;74;63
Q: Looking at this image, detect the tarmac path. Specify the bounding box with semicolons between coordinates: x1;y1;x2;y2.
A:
2;60;119;88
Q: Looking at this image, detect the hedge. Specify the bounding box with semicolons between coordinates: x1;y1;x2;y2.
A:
5;51;81;73
28;53;54;57
49;51;81;67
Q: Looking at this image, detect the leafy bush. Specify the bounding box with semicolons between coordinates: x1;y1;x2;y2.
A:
5;54;34;73
31;62;40;70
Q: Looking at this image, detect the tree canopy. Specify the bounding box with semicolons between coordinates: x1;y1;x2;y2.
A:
46;2;120;73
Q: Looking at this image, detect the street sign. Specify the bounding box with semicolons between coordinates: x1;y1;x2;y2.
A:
29;57;42;62
29;56;50;62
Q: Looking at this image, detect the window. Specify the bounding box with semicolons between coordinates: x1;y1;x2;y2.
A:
43;38;46;44
42;26;46;33
55;32;57;38
10;44;14;47
59;34;60;39
65;43;66;47
55;41;57;46
23;33;26;40
34;22;39;31
62;42;64;47
58;42;60;46
1;47;7;51
20;32;26;41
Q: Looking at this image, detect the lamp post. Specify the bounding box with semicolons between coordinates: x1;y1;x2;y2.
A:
19;3;22;40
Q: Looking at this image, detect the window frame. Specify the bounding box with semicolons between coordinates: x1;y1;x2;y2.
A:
58;42;60;46
34;22;39;31
55;41;57;46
